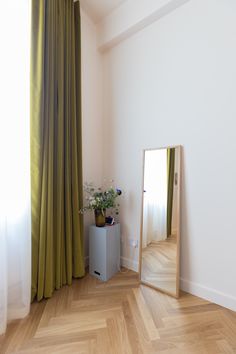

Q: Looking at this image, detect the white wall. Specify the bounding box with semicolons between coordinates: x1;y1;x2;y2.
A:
102;0;236;310
81;11;104;260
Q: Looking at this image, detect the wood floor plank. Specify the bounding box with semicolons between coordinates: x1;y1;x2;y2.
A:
133;288;160;340
121;300;143;354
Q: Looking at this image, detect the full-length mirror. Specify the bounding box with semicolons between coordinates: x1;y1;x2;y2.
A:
140;146;181;298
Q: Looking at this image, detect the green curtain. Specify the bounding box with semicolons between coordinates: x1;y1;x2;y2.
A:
30;0;85;302
167;148;175;237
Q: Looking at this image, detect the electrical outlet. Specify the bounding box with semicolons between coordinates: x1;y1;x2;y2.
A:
128;239;138;248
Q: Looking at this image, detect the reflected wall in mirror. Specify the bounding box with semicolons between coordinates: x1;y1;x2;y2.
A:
139;146;181;298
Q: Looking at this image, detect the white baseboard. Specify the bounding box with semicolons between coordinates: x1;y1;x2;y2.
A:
181;278;236;312
120;256;139;272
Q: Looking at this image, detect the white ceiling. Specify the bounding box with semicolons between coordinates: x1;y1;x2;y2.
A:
80;0;126;23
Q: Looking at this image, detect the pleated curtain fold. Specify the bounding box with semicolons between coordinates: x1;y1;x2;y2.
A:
31;0;84;302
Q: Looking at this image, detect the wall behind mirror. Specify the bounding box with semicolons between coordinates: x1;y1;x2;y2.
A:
140;146;181;298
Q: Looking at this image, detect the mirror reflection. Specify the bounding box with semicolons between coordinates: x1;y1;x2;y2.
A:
140;146;181;297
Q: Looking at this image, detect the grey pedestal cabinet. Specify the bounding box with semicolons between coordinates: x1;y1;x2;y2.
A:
89;224;120;281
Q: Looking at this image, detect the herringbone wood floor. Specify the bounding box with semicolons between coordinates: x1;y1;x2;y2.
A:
1;269;236;354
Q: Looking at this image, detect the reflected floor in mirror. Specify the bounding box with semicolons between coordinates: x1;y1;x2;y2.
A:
142;234;177;294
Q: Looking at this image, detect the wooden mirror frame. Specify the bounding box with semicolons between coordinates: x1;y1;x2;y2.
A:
139;145;182;298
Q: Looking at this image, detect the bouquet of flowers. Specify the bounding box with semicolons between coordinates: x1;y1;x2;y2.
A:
80;181;122;215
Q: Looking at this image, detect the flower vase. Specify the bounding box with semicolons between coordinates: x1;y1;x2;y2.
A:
94;209;106;227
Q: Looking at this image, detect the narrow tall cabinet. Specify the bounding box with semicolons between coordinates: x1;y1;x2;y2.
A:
89;224;120;281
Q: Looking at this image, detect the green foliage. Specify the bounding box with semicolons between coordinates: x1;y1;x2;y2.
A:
80;182;122;215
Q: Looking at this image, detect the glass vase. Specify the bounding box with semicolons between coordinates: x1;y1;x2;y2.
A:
94;209;106;227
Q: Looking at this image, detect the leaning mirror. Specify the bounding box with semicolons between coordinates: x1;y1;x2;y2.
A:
139;146;181;298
